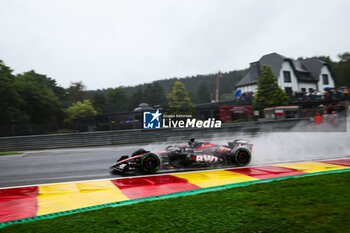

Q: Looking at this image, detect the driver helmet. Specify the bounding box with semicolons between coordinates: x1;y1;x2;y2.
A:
188;138;196;147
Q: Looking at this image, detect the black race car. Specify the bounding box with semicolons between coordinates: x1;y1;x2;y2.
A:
110;138;253;175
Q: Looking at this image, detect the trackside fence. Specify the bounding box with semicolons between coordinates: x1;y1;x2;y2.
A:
0;119;311;152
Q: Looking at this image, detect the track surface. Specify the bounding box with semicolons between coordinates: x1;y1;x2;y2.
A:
0;136;251;188
0;145;143;188
0;137;349;188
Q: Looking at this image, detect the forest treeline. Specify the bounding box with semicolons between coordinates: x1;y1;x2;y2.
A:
0;52;349;135
0;60;246;135
92;69;248;113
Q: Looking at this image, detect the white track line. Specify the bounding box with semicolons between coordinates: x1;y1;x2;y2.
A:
0;156;349;190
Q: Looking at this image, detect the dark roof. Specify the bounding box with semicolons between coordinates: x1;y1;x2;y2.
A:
292;60;315;82
300;58;326;82
292;60;309;73
236;53;285;86
235;63;257;86
236;53;329;87
259;53;287;78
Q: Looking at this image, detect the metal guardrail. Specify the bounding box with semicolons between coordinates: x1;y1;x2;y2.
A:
0;118;311;152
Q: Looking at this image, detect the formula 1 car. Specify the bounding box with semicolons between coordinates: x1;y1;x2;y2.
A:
110;138;253;175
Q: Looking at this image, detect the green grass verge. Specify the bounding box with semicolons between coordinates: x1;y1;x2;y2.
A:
0;152;22;156
1;172;350;233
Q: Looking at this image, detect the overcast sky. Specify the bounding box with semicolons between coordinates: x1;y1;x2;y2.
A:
1;0;349;90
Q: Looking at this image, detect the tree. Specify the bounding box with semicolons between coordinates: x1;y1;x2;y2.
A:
0;63;67;135
65;81;87;107
92;90;109;114
15;71;63;124
42;74;66;103
106;87;130;112
315;55;333;65
64;100;97;124
143;84;154;105
150;82;167;107
130;88;145;110
197;82;211;103
188;90;199;104
0;60;26;124
122;69;247;103
253;65;289;113
143;82;167;107
167;81;193;115
338;52;350;63
334;52;350;87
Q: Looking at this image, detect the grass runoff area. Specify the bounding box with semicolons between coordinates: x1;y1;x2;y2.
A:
0;152;22;156
1;172;350;233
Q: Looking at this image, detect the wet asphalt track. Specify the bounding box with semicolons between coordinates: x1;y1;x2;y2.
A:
0;135;252;188
0;142;234;188
1;132;349;188
0;145;142;188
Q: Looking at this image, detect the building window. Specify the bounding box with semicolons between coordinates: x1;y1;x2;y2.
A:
283;71;291;83
322;74;329;85
301;88;306;92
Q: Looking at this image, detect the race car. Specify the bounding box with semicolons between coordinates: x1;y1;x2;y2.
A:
110;138;252;175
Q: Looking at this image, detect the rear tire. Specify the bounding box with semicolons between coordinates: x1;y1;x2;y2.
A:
140;153;160;173
234;148;251;166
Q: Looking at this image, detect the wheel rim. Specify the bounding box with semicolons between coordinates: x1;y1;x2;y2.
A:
141;153;160;173
235;149;251;165
145;157;158;170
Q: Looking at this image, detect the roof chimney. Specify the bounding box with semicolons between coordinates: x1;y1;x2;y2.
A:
250;62;260;80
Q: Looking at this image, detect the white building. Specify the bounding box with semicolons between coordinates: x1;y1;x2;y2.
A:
235;53;335;95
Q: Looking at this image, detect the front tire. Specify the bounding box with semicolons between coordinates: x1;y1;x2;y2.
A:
234;148;251;166
140;153;160;173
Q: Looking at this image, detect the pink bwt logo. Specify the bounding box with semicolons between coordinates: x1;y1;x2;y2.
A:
193;155;219;163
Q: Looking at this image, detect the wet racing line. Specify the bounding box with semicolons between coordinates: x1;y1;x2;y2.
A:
0;157;350;228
